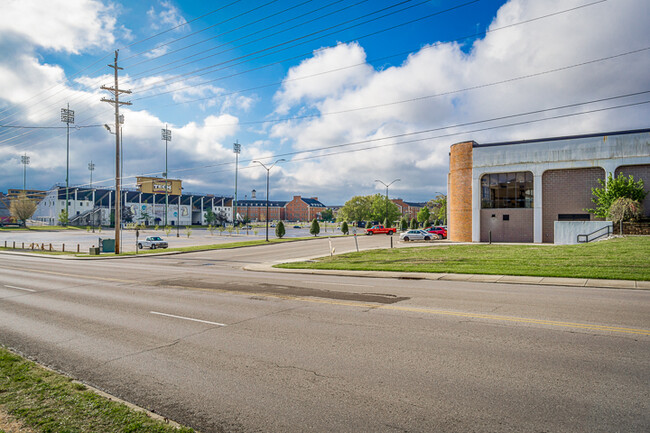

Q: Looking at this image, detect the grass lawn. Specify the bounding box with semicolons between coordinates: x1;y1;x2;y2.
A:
276;236;650;281
0;347;194;433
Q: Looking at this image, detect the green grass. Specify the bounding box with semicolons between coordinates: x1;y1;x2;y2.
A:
0;347;194;433
276;236;650;281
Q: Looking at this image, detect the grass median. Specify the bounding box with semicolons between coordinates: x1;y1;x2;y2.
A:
0;347;194;433
276;236;650;281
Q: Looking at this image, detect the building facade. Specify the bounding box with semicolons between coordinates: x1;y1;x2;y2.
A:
284;196;326;221
236;199;286;222
391;198;424;220
448;129;650;243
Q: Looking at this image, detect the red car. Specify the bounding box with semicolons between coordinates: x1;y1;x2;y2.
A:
424;226;447;239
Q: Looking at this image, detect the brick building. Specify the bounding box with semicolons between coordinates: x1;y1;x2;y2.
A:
448;129;650;243
284;196;326;221
391;198;424;220
236;199;286;222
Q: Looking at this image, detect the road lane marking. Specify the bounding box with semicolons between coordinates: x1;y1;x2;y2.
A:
302;281;373;288
4;285;36;292
150;311;227;327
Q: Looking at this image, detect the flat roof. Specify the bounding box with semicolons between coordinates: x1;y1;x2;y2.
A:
474;128;650;148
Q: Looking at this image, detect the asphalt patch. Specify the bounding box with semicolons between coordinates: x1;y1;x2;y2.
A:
155;279;409;304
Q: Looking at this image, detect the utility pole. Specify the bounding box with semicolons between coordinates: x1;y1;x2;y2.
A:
88;161;95;233
60;104;74;225
233;140;241;227
101;50;131;254
21;154;30;191
162;125;171;226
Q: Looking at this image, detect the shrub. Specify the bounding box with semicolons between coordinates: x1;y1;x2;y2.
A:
588;173;646;218
275;220;286;239
400;217;408;231
341;221;349;235
608;197;643;223
310;219;320;236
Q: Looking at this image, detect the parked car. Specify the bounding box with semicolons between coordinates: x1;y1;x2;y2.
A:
138;236;168;249
399;229;432;242
365;225;396;235
424;226;447;239
293;225;301;229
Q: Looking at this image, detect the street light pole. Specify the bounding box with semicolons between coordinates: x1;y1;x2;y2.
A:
375;178;400;225
161;125;171;227
61;104;74;225
88;161;95;232
252;159;285;242
233;141;241;227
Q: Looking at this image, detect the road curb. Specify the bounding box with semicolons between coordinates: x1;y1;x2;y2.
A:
243;263;648;290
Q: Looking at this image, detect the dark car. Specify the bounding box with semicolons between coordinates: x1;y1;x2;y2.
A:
424;226;447;239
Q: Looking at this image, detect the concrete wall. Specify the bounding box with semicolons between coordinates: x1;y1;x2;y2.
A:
554;221;613;245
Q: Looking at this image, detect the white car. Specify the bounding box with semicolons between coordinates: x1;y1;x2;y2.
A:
399;230;432;242
138;236;168;249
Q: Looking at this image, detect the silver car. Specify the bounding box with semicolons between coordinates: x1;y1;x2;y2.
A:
399;229;432;242
138;236;168;249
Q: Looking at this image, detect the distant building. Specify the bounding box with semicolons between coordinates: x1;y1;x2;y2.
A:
448;128;650;243
391;199;425;220
285;196;326;221
236;199;286;222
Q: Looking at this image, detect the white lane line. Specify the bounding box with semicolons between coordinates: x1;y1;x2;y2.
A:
302;281;373;288
4;285;36;292
149;311;227;327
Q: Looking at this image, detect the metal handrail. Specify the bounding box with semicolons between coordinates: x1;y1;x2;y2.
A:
577;225;611;243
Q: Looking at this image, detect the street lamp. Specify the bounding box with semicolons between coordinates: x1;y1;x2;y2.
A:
233;140;241;227
161;125;171;226
21;154;30;191
88;161;95;232
375;178;401;225
61;105;74;225
252;159;285;242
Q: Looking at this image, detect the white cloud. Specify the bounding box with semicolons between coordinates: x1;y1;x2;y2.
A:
268;0;650;203
147;1;187;31
0;0;116;54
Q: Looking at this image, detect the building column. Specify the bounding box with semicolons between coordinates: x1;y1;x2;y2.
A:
601;160;618;183
471;175;481;242
533;172;543;243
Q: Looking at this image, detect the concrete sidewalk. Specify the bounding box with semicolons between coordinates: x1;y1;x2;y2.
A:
244;262;650;290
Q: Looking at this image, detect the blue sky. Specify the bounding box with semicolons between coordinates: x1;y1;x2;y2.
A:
1;0;648;205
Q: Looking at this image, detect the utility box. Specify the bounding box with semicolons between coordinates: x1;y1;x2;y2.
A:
99;238;115;253
89;247;100;255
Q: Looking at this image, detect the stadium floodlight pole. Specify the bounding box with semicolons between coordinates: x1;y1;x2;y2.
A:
252;159;285;242
88;161;95;232
161;125;171;226
233;140;241;227
21;153;30;191
375;179;401;224
61;104;74;225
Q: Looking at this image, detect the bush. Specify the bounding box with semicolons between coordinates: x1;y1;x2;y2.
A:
410;218;418;229
310;219;320;237
341;221;349;235
588;173;646;218
275;220;286;239
400;217;408;231
608;197;643;223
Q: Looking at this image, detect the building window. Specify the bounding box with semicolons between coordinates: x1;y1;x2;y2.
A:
481;171;533;209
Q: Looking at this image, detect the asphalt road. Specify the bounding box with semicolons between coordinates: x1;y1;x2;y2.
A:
0;239;648;432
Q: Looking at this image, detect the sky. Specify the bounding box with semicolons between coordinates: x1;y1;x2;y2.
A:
0;0;648;205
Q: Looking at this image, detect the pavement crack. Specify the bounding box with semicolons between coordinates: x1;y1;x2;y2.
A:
273;363;337;379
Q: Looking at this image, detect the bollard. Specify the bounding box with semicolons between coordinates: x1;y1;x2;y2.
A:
391;236;393;249
4;240;6;247
62;244;65;252
22;242;24;249
489;231;492;245
354;234;359;252
13;241;15;249
77;244;80;253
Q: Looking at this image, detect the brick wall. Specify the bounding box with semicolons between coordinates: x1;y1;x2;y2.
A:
542;167;605;243
449;141;474;242
615;164;650;217
285;196;311;221
480;209;533;242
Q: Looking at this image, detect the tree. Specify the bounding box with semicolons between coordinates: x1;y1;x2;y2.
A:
275;220;286;239
204;208;217;225
370;194;401;225
427;194;447;225
608;197;643;223
341;221;349;235
59;209;70;226
10;192;37;227
588;173;646;219
320;208;334;221
417;206;431;227
338;195;373;223
383;217;390;228
310;218;320;236
410;217;418;229
400;216;408;231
